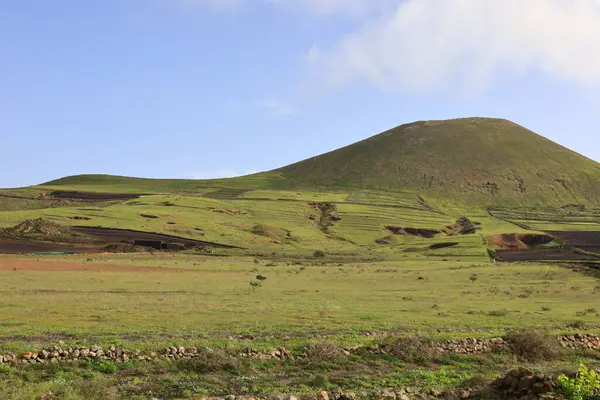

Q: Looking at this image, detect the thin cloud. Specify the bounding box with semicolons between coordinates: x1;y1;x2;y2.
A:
309;0;600;92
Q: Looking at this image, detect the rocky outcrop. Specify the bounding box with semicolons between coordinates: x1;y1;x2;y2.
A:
493;368;557;399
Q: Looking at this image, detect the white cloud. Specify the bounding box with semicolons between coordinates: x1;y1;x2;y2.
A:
309;0;600;92
187;169;259;179
259;100;294;116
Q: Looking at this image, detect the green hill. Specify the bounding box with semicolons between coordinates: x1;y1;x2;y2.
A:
279;118;600;205
38;117;600;206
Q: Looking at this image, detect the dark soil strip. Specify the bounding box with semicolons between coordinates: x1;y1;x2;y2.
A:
0;239;99;254
494;249;600;262
50;191;144;200
71;226;241;249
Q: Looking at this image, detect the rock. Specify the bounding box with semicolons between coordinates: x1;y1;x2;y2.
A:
287;396;298;400
380;390;396;399
460;389;470;399
318;391;329;400
225;396;236;400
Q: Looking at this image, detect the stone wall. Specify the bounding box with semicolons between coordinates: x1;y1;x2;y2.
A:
0;334;598;366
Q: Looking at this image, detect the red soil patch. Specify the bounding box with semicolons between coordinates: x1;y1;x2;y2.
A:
0;258;194;273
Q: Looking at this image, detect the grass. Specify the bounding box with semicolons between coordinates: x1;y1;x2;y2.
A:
0;256;598;341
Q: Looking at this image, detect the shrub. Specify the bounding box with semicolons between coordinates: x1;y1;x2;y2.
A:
177;348;239;374
310;374;331;388
256;274;267;281
313;250;326;258
504;329;563;361
249;281;262;289
382;336;437;364
306;342;340;361
488;310;509;317
568;320;587;329
86;360;117;374
469;274;478;283
556;364;600;400
460;373;493;389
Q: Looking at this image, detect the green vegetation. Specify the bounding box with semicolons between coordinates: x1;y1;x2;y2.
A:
557;364;600;400
1;117;600;398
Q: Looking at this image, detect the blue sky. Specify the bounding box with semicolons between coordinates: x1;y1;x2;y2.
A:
2;0;600;188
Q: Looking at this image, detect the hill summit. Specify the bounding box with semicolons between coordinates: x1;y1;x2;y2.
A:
279;118;600;205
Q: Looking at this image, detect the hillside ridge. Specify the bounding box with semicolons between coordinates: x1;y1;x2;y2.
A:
39;117;600;205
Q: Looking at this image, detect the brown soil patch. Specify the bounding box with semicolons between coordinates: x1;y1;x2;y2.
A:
0;258;196;273
489;233;554;250
384;218;477;241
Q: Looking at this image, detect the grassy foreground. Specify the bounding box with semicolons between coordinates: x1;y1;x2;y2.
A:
0;254;599;399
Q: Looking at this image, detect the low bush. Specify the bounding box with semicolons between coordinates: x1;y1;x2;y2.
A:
306;342;341;361
86;360;117;374
504;329;563;361
381;336;438;364
176;348;239;374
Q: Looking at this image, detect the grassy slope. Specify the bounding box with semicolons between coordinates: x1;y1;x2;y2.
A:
36;118;600;207
280;118;600;206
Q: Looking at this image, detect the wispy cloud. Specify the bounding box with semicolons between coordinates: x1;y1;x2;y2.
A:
187;169;259;180
309;0;600;92
259;100;294;116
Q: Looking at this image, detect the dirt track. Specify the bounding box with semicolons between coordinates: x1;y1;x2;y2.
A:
0;258;196;273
